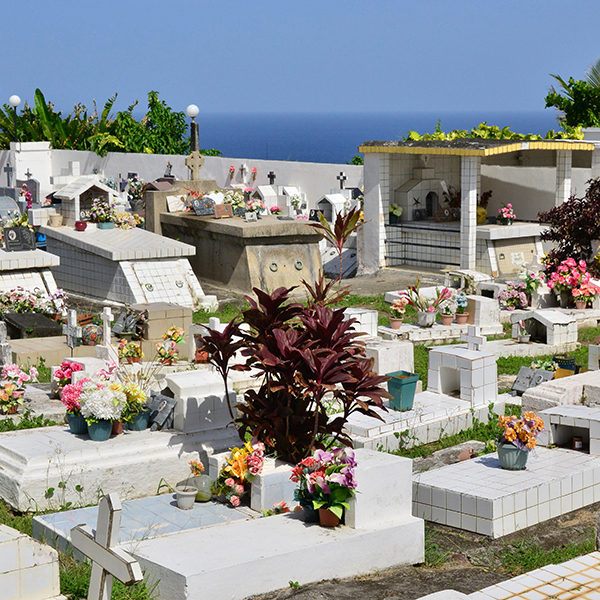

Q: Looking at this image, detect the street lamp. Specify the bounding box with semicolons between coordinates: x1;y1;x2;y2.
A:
186;104;199;152
8;95;21;145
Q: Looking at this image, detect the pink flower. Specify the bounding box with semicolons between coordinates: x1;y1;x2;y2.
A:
427;306;434;312
230;495;240;507
225;478;235;487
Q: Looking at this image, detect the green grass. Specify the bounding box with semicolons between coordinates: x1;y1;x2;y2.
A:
497;347;588;375
0;410;56;432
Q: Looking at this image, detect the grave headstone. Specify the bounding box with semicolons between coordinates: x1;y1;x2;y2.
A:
16;178;40;205
309;209;322;222
70;493;143;600
147;393;177;430
3;312;63;339
512;366;555;395
3;162;13;187
96;307;118;363
62;309;82;356
0;322;11;365
337;171;347;189
185;150;205;181
0;195;20;220
245;211;258;222
191;197;215;216
214;204;234;219
460;325;486;351
3;226;36;252
268;171;276;185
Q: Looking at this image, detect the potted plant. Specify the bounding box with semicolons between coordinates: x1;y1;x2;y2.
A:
304;447;357;527
127;176;146;213
400;278;452;328
60;379;90;434
389;298;408;329
498;283;528;312
386;370;420;411
211;440;265;506
517;321;531;344
389;204;403;225
175;470;199;510
79;378;126;441
89;197;116;229
290;456;321;522
189;458;212;502
439;292;456;326
518;270;545;306
156;326;184;365
121;382;151;431
572;283;600;309
497;203;516;225
117;339;144;363
452;291;468;324
270;206;282;215
0;382;24;415
497;412;545;470
547;258;591;308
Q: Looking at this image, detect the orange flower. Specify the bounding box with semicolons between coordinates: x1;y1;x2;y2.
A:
504;428;517;442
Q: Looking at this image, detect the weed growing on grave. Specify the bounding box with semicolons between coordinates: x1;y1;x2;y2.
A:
423;525;451;567
193;301;248;324
289;581;301;589
497;347;588;375
0;408;56;432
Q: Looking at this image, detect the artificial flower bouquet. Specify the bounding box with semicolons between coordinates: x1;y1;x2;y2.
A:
497;203;516;224
519;270;545;293
498;283;527;310
163;326;184;344
156;340;178;362
498;412;545;451
0;382;24;412
117;340;143;360
5;211;34;231
127;176;146;202
547;258;590;292
89;197;116;223
211;440;265;507
19;184;33;210
390;297;408;318
245;197;266;213
455;291;469;314
270;206;282;215
60;379;91;417
3;364;38;388
223;189;245;210
121;381;147;423
53;360;81;387
79;378;126;425
400;278;452;313
572;283;600;305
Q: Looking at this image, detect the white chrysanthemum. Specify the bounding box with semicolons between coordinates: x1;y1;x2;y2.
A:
80;380;126;421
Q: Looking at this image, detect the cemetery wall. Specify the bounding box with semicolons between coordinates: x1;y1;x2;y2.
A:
10;145;363;208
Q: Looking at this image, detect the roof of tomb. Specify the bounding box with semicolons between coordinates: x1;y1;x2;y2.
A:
53;176;119;201
358;138;595;156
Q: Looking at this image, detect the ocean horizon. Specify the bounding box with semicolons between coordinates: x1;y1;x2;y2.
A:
195;110;563;165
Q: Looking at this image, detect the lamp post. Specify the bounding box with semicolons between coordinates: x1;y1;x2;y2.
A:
186;104;199;153
8;95;21;145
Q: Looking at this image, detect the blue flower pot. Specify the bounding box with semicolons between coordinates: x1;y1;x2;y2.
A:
87;420;112;441
126;409;151;431
67;413;88;435
497;442;528;470
97;221;114;230
386;370;419;411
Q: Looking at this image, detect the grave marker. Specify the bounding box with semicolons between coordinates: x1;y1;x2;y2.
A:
245;211;258;222
512;366;555;395
268;171;276;185
337;171;347;189
191;197;215;216
63;309;82;356
3;162;13;187
102;307;113;346
0;321;11;365
147;393;177;430
70;493;143;600
214;204;234;219
185;150;205;181
460;325;486;351
3;226;36;252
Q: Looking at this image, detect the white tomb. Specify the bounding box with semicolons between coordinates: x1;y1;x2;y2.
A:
511;309;577;345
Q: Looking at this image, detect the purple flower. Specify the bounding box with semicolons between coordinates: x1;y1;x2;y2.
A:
313;449;333;464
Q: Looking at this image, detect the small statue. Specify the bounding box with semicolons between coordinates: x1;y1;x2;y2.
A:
164;162;173;178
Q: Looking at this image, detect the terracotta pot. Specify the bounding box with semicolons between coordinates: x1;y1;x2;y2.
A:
127;356;140;364
161;358;173;366
0;404;17;415
440;313;454;326
575;300;587;310
195;349;210;363
75;220;87;231
111;420;123;436
318;508;340;527
455;312;469;325
389;317;403;330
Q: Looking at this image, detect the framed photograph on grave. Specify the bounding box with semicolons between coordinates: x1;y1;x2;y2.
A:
434;208;453;222
309;209;323;222
191;197;215;216
245;211;258;222
3;227;36;252
214;204;234;219
413;209;428;221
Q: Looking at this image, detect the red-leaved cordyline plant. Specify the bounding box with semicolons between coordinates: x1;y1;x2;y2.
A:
201;280;391;464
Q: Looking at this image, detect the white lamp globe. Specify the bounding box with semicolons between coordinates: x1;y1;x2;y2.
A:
9;95;21;108
186;104;199;119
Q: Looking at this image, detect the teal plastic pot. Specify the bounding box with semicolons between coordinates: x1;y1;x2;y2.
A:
126;409;151;431
386;370;419;411
497;442;528;470
87;420;112;441
67;413;88;435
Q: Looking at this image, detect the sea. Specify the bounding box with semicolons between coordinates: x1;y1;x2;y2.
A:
195;111;562;165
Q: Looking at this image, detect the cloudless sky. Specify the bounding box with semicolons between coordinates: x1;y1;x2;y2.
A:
4;0;600;116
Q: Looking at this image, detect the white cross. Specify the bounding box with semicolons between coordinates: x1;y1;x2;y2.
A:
185;150;205;180
102;307;113;346
460;325;486;352
71;494;143;600
62;309;82;356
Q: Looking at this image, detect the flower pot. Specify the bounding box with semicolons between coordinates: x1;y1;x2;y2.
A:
302;503;320;523
575;300;587;310
194;474;212;502
518;334;531;344
195;349;210;363
417;310;436;328
176;486;197;510
0;404;18;415
559;290;573;308
389;214;399;225
386;370;419;412
129;198;144;213
440;313;454;326
318;508;340;527
455;312;469;325
75;220;87;231
161;358;173;366
127;356;140;364
87;419;112;441
111;420;123;436
48;213;63;227
81;324;101;346
97;221;114;230
497;442;528;470
553;354;577;371
67;413;88;435
127;409;151;431
389;317;403;330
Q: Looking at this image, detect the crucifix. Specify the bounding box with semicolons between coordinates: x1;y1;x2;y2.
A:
71;494;143;600
185;150;205;181
4;162;13;187
337;171;347;190
268;171;276;185
460;325;486;352
24;168;33;180
62;309;82;357
101;307;113;346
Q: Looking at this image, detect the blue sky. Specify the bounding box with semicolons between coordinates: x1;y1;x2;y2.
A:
5;0;600;116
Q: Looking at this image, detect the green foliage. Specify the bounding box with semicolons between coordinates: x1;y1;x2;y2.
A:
347;155;363;165
404;119;582;141
497;347;588;375
545;76;600;128
423;525;450;567
0;409;56;432
0;498;33;536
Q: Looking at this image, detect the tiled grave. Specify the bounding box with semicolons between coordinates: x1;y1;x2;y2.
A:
523;370;600;413
511;309;577;345
538;404;600;453
32;493;258;559
379;321;503;343
412;447;600;538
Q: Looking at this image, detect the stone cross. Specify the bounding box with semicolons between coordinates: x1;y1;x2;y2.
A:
185;150;205;181
62;309;82;356
460;325;486;352
337;171;347;190
24;168;33;179
268;171;276;185
71;494;143;600
4;162;13;187
102;307;113;346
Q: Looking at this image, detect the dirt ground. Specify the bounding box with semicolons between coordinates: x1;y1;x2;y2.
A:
248;503;599;600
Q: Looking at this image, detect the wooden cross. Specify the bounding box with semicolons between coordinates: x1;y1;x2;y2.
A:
102;307;113;346
3;162;13;187
268;171;276;185
185;150;205;181
71;494;143;600
62;309;82;357
24;168;33;180
337;171;347;189
460;325;486;352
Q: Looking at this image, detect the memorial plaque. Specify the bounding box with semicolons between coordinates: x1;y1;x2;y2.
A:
3;227;36;252
511;366;554;395
214;204;234;219
147;393;177;430
413;208;428;221
191;197;215;216
309;209;323;222
434;208;452;222
245;211;258;222
277;216;295;221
